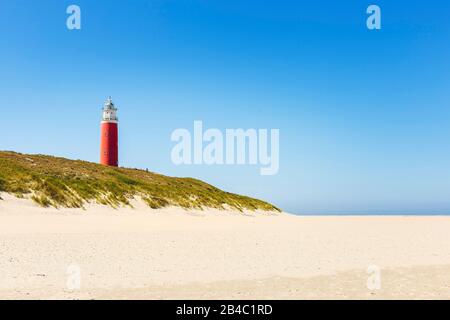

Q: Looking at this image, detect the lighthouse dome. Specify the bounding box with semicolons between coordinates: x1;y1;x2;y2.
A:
104;97;116;110
102;97;118;121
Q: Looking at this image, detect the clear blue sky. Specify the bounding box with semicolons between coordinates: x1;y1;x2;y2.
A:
1;1;449;214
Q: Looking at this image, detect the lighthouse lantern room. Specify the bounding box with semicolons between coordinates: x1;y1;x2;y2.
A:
100;97;119;167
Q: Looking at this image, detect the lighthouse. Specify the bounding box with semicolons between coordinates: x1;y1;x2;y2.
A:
100;97;119;166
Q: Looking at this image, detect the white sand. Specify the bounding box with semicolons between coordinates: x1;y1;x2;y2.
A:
1;192;450;299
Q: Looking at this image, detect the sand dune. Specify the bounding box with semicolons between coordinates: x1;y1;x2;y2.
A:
1;193;450;299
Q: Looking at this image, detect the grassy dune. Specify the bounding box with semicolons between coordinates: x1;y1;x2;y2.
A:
0;151;280;212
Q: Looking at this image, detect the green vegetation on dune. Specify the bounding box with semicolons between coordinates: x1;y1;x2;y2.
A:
0;151;280;212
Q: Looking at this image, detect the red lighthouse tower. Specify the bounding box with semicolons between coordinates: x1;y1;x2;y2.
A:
100;97;119;166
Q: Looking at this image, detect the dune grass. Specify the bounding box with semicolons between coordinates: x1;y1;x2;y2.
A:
0;151;280;212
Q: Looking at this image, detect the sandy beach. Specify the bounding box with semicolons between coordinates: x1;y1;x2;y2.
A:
1;193;450;300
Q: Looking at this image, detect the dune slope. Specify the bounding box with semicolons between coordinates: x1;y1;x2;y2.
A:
0;151;279;212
